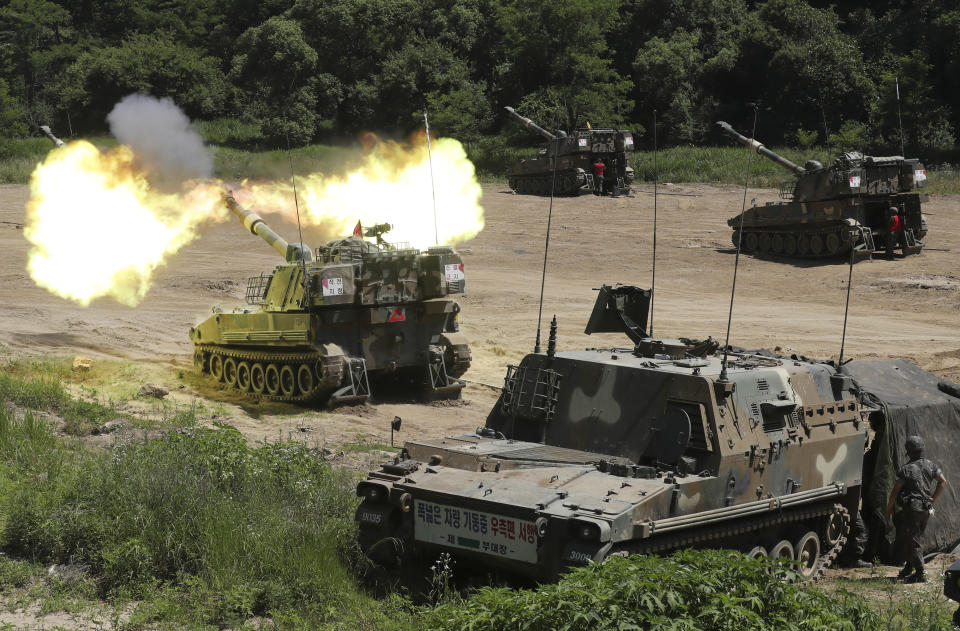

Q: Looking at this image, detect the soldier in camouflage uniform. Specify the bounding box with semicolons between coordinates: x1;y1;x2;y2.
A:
885;435;947;583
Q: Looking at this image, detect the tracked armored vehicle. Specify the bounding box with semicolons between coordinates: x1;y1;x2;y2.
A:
505;107;635;196
190;192;470;405
718;121;928;259
356;285;868;581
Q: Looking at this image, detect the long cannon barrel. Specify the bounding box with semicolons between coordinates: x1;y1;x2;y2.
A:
39;125;65;148
505;106;567;140
223;190;312;263
716;121;805;175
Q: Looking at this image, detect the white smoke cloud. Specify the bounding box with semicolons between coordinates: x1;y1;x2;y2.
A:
106;94;213;190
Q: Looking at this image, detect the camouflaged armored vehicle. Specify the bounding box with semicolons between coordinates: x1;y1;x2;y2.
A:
356;285;867;581
718;121;928;259
190;191;470;405
505;107;635;196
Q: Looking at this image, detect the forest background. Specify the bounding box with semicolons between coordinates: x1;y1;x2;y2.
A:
2;0;959;166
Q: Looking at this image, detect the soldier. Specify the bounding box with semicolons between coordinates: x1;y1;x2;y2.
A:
593;159;605;195
885;435;947;583
885;207;905;259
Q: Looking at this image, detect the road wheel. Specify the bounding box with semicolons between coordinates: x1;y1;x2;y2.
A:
825;232;841;255
745;545;767;559
250;363;266;394
731;230;742;248
193;350;206;372
209;354;224;381
784;234;797;255
771;233;784;254
223;358;237;387
769;539;795;578
236;361;252;392
758;232;772;253
793;531;821;580
810;234;824;255
279;365;297;397
297;363;315;395
264;364;281;395
745;232;759;252
797;235;810;255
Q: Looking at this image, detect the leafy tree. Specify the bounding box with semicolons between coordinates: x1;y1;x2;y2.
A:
872;51;955;152
493;0;633;132
62;32;226;128
230;15;319;144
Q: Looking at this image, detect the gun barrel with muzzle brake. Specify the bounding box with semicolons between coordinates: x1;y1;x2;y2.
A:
505;106;567;140
223;190;312;263
716;121;805;175
39;125;65;148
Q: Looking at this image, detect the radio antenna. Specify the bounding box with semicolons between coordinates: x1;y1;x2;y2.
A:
650;109;659;337
720;106;759;382
837;233;857;366
534;131;561;353
895;77;905;156
286;134;310;306
424;109;439;245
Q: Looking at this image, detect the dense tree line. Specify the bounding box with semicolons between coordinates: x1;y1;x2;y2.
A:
1;0;957;152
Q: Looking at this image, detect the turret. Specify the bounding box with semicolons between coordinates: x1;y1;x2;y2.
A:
223;190;312;263
716;121;805;175
505;106;567;141
39;125;65;148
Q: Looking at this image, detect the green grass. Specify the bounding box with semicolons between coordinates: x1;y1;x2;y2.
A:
3;131;959;193
0;397;412;629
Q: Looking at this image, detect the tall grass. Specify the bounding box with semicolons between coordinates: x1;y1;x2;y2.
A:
3;131;959;193
0;358;118;435
0;399;409;628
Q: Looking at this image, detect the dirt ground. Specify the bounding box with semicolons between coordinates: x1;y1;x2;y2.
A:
1;181;959;598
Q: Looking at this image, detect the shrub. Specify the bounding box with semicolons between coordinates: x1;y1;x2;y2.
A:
426;549;879;631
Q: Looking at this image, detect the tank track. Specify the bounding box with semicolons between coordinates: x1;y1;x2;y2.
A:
731;227;859;259
446;343;472;378
193;344;338;403
509;172;584;196
610;501;849;582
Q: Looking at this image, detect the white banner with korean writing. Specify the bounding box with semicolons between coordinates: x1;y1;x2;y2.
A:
413;500;538;562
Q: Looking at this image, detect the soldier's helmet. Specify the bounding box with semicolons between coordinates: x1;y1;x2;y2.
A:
905;435;925;453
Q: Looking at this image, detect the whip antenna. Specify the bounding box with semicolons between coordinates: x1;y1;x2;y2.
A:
650;109;659;336
424;110;439;246
286;134;310;305
895;77;905;156
837;233;857;365
534;131;561;353
720;106;759;381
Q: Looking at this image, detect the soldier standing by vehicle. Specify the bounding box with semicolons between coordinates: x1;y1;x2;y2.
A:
885;435;947;583
593;158;605;195
886;207;906;259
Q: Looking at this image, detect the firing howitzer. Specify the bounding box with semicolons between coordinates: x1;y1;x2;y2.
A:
39;125;65;148
222;189;312;263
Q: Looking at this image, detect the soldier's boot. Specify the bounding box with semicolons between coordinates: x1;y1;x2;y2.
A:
904;571;927;583
897;565;914;580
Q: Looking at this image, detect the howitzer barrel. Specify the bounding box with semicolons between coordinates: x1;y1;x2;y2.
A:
505;106;566;140
716;121;805;175
39;125;65;148
223;191;312;263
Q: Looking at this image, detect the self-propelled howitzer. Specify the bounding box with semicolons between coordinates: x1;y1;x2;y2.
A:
504;107;635;196
356;285;868;581
190;191;471;405
717;121;928;259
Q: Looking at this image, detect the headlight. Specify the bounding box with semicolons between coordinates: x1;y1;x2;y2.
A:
357;482;387;503
573;520;601;541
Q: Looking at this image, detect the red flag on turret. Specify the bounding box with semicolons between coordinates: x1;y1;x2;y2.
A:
353;221;362;237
